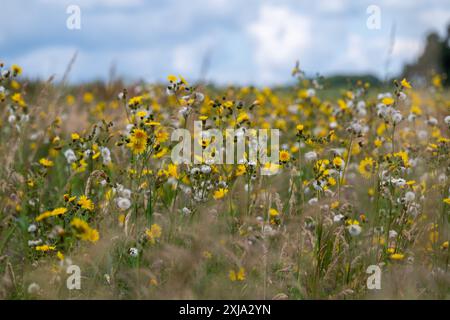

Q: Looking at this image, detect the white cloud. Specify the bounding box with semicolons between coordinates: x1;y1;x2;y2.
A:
247;4;311;83
328;34;385;74
392;37;423;62
3;0;450;85
377;0;420;10
13;46;79;80
171;36;218;79
12;46;165;82
419;9;450;36
39;0;144;8
316;0;349;13
343;35;372;71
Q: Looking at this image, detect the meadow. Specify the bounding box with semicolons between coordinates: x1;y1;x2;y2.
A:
0;61;449;299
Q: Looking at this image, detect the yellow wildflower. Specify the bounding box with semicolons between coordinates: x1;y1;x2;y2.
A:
213;188;229;200
229;267;246;282
358;157;376;179
35;245;56;252
145;224;162;244
78;195;94;211
39;158;54;167
390;253;405;260
401;78;412;89
35;207;67;222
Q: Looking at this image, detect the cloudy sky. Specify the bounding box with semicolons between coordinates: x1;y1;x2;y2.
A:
1;0;449;85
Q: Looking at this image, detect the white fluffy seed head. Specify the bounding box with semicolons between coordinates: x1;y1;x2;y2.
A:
405;191;415;202
116;197;131;210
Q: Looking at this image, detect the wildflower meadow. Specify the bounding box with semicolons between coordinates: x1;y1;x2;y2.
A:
0;1;449;303
0;61;449;300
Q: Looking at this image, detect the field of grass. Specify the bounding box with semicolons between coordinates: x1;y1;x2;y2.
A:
0;62;449;299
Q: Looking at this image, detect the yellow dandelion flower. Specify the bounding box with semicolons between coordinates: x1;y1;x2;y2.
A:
279;150;290;162
237;112;249;123
374;138;382;148
155;130;169;143
57;251;65;261
390;253;405;260
167;75;178;82
131;128;148;142
337;99;347;110
136;110;147;118
213;188;229;200
88;229;100;242
429;231;439;244
235;164;246;176
328;177;336;186
71;133;80;141
71;218;99;243
358;157;376;179
269;208;279;218
35;245;56;252
39;158;54;167
382;97;394;105
78;195;94;211
127;138;147;155
401;78;412;89
118;214;126;226
203;251;212;259
229;267;246;282
167;163;178;179
331;201;339;209
145;121;161;127
11;64;22;76
35;207;67;222
128;96;143;107
153;147;168;159
332;156;344;168
66;94;75;106
12;93;26;107
83;92;94;103
145;224;162;244
149;278;159;286
92;152;101;160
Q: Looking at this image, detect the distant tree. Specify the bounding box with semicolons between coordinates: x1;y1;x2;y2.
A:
442;25;450;84
402;24;450;86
